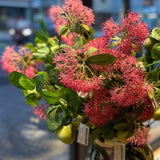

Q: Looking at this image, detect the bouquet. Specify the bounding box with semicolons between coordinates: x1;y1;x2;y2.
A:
1;0;160;159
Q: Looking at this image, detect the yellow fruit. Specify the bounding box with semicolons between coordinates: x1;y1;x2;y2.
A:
153;108;160;120
56;122;77;144
143;37;156;51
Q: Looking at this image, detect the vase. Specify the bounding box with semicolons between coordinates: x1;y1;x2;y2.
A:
94;139;154;160
95;138;126;160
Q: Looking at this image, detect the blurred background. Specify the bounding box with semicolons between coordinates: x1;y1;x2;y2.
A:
1;0;160;160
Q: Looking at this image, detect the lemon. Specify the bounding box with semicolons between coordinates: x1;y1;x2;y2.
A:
56;122;77;144
153;107;160;120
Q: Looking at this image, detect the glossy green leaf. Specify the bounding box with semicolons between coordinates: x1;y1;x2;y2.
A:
58;25;69;36
151;28;160;41
70;23;82;34
36;43;47;48
151;43;160;60
46;63;56;73
36;71;49;84
73;35;82;49
150;66;160;81
87;47;98;57
8;71;25;89
32;52;47;59
25;93;38;106
90;129;101;144
86;53;117;66
35;29;46;41
40;90;60;104
113;122;130;130
19;75;35;90
33;74;45;92
47;107;63;132
81;24;95;34
37;47;49;54
42;105;59;118
64;88;82;114
40;19;49;37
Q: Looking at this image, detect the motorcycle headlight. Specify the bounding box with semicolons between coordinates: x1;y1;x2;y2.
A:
22;28;32;37
9;28;15;35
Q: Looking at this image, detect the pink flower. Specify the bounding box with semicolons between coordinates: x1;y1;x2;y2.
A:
138;95;154;121
32;104;49;120
49;0;95;33
102;11;149;57
110;56;150;108
61;32;77;46
84;89;120;126
54;47;103;93
1;46;38;79
127;126;149;146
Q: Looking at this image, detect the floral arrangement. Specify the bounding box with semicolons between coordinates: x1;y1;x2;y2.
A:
2;0;160;159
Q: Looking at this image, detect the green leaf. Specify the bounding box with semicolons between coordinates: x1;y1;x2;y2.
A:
33;74;45;92
26;43;36;52
46;63;56;73
151;43;160;60
87;47;98;57
150;66;160;81
64;88;82;114
37;47;49;54
35;29;46;41
151;28;160;41
32;52;47;59
70;23;82;35
90;129;101;144
81;24;95;34
25;93;38;106
8;71;25;89
42;105;58;118
47;107;63;132
115;123;135;142
40;90;60;104
113;122;130;130
36;43;47;48
19;75;35;90
36;71;49;84
86;53;117;66
73;35;82;49
58;25;69;36
40;19;49;37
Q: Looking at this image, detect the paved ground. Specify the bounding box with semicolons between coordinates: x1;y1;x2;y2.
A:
0;44;70;160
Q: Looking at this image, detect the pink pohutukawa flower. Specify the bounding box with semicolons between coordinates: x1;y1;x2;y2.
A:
102;11;150;56
138;95;155;121
84;89;120;126
54;47;103;93
32;104;49;120
49;0;95;33
61;32;77;46
110;56;151;108
1;46;38;79
127;126;150;146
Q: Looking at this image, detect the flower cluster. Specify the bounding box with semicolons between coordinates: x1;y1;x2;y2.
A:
1;46;39;79
2;0;160;158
